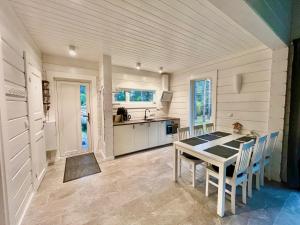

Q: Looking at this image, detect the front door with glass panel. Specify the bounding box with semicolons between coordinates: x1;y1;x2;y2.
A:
191;79;212;126
57;81;91;156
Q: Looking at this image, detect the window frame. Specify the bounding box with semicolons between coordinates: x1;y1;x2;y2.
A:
189;71;217;128
113;88;157;107
192;79;212;126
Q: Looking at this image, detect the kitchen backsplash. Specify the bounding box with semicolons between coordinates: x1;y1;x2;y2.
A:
113;107;168;120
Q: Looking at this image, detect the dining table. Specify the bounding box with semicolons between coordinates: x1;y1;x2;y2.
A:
173;131;256;217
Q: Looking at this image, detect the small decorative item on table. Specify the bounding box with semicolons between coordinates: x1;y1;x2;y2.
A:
232;122;243;134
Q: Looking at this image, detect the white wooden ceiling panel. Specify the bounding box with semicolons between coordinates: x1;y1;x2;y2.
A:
10;0;263;72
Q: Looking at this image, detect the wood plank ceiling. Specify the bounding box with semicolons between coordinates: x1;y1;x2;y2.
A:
10;0;263;72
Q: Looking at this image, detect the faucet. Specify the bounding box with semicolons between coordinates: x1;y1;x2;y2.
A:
144;108;151;120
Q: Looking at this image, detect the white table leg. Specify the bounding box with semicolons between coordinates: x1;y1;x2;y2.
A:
173;144;178;182
217;164;226;217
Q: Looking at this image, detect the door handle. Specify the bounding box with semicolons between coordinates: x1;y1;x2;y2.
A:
83;113;90;124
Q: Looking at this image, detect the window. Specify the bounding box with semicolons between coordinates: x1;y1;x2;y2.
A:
114;90;126;102
192;79;212;125
129;90;154;102
114;89;155;103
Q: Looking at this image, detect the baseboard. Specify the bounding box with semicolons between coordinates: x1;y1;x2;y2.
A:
98;149;105;159
103;155;115;161
17;189;34;225
34;166;47;191
98;148;115;161
18;164;48;225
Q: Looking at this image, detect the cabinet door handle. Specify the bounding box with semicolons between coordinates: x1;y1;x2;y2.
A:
133;124;135;129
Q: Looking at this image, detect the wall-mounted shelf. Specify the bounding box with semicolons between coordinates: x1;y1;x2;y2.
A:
42;80;50;113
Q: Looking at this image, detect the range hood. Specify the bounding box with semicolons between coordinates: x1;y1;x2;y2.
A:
160;73;173;102
161;91;173;102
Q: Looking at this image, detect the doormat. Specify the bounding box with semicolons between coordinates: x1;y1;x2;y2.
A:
63;153;101;183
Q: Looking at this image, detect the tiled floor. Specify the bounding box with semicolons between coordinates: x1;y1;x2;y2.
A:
22;146;299;225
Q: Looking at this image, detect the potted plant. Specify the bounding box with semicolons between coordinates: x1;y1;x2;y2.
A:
233;122;243;134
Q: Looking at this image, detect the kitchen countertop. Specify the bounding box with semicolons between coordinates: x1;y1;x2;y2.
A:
113;117;180;126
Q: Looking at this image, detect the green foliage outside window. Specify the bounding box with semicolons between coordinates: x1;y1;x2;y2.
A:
114;91;126;101
114;89;154;102
130;90;154;102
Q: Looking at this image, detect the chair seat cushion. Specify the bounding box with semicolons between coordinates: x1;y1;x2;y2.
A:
211;165;243;178
181;152;200;160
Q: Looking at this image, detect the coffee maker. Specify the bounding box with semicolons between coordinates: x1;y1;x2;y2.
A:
116;107;131;121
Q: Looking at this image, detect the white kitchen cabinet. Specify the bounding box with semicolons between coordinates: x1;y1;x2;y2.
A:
158;121;169;145
133;123;149;150
113;124;135;156
148;122;159;148
114;120;175;156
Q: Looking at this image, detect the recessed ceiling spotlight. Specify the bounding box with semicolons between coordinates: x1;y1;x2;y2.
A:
136;62;141;70
159;66;163;74
69;45;77;57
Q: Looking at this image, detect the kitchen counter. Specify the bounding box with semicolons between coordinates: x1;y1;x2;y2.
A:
113;117;180;126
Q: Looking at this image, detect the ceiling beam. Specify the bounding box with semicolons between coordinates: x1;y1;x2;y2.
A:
207;0;287;49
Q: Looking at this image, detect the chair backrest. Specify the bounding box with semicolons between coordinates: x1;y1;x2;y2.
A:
177;127;190;141
250;135;268;166
234;140;255;177
193;124;204;136
264;131;279;158
205;123;214;133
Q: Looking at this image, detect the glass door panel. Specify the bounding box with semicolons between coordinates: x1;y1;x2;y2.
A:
80;84;91;151
192;79;212;126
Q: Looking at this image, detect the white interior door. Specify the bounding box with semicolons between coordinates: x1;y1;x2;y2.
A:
27;58;47;190
57;81;91;157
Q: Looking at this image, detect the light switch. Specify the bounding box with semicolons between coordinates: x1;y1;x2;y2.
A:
228;113;233;117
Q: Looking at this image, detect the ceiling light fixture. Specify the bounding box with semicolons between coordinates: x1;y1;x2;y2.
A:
136;62;141;70
69;45;77;57
159;66;163;74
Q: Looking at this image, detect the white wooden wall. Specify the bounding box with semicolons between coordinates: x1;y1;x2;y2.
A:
0;135;6;225
268;47;289;182
282;46;293;183
169;47;288;182
0;1;43;224
169;48;272;133
0;38;33;225
112;65;168;120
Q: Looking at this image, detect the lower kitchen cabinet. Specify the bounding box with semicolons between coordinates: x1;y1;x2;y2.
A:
158;121;170;145
133;123;149;150
148;122;159;148
113;124;135;156
113;120;173;156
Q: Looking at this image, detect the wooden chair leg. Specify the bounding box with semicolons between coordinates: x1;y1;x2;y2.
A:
192;163;196;187
267;165;271;181
231;185;236;214
178;158;182;177
242;182;247;204
256;173;260;190
248;172;253;198
260;166;265;187
205;172;209;197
